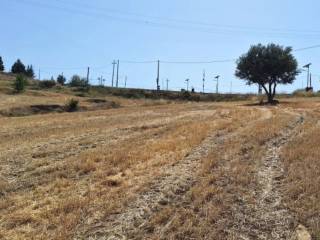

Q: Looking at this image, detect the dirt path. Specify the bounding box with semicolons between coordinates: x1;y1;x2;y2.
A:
229;114;304;240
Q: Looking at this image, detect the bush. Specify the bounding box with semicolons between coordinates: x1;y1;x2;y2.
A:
39;80;56;89
65;99;79;112
69;75;88;87
13;75;27;93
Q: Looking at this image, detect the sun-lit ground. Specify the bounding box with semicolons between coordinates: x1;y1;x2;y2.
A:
0;75;319;239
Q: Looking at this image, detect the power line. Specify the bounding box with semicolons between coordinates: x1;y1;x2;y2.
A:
120;60;158;64
294;44;320;52
36;0;320;36
7;0;320;39
161;59;236;64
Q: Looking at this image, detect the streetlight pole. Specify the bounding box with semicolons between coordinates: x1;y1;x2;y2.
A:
214;75;220;94
303;63;312;90
202;70;205;94
185;78;190;91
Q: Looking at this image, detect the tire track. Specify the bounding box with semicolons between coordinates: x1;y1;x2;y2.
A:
74;129;229;240
74;108;272;240
229;114;305;239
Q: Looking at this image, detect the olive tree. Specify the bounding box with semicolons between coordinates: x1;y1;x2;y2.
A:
235;43;299;104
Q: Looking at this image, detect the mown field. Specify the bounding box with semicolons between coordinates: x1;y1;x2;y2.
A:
0;73;319;239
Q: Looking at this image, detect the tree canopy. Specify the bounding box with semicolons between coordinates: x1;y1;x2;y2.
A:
235;43;299;103
26;65;35;78
57;74;66;85
11;59;26;74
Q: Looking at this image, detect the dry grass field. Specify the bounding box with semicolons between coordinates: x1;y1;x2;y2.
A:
0;74;319;239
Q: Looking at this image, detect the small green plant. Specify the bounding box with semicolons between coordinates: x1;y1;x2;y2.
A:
65;99;79;112
13;75;27;93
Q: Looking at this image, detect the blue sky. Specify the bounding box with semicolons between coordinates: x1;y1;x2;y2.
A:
1;0;319;93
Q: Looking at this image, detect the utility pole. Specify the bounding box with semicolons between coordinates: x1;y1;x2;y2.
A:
86;67;90;85
230;80;233;93
303;63;312;90
111;60;116;87
125;75;127;88
38;69;41;80
202;70;205;93
166;79;169;91
258;84;263;95
214;75;220;94
156;60;160;90
185;78;190;91
116;60;119;88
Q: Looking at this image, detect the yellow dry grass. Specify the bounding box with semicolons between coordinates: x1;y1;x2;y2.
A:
0;81;319;240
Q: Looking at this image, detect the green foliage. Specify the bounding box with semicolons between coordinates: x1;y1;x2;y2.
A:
235;43;299;103
13;75;27;93
39;80;56;89
0;56;4;72
11;59;26;74
26;65;35;78
65;99;79;112
57;74;66;85
69;75;88;87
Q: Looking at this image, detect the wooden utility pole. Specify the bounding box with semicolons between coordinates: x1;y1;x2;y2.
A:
86;67;90;84
111;60;116;87
303;63;312;89
258;84;263;95
214;75;220;94
116;60;119;88
202;70;205;93
185;78;190;91
156;60;160;90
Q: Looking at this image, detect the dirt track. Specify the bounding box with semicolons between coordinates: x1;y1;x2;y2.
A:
229;114;305;239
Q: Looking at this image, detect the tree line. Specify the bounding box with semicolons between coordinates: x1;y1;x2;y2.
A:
0;57;35;78
0;56;90;87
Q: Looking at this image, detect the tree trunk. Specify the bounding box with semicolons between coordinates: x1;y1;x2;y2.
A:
261;84;274;104
261;83;276;104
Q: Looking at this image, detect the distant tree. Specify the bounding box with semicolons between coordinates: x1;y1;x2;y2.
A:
11;59;26;74
235;43;299;104
13;75;27;93
69;75;88;87
0;56;4;72
26;65;35;78
57;74;66;85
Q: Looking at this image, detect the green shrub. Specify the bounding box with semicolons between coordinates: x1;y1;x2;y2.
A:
13;75;27;93
69;75;88;87
39;80;56;89
65;99;79;112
